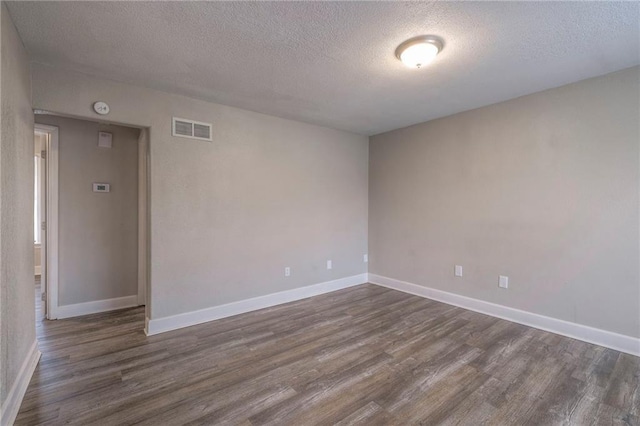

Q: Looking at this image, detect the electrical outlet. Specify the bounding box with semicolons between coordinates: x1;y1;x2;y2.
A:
455;265;463;277
285;267;291;277
499;275;509;289
327;260;332;270
363;254;368;263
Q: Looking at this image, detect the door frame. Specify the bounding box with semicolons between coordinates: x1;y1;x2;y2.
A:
35;123;59;319
137;129;149;307
35;120;150;321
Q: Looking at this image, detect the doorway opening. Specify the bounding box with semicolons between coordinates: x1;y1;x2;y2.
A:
33;116;150;331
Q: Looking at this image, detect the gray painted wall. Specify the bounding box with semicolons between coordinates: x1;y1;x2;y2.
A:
0;1;35;409
31;64;369;320
369;67;640;338
35;115;139;306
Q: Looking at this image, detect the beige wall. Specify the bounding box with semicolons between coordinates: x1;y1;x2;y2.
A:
35;115;139;306
0;1;35;410
31;64;369;320
370;67;640;338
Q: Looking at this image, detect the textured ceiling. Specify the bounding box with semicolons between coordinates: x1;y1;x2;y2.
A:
6;1;640;135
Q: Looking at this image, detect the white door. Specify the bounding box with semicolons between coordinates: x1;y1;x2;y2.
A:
35;130;48;320
35;123;59;320
40;136;47;320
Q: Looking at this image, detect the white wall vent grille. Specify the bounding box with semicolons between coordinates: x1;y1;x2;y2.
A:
172;117;212;141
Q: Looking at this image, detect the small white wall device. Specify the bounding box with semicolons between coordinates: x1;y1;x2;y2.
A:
98;131;112;148
93;183;110;193
93;101;110;115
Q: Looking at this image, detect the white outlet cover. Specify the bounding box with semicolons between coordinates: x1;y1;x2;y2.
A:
327;260;332;270
499;275;509;289
363;254;368;263
455;265;463;277
284;267;291;277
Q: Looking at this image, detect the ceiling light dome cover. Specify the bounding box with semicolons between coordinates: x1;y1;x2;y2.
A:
395;36;443;68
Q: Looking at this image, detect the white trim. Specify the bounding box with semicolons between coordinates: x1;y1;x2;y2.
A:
137;129;149;306
368;274;640;357
145;273;368;335
0;340;41;426
35;123;59;320
56;295;138;319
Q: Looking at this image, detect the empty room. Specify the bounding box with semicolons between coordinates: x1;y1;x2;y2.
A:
1;1;639;425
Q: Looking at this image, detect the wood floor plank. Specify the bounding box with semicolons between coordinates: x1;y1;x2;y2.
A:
333;401;396;426
15;283;640;425
603;353;640;415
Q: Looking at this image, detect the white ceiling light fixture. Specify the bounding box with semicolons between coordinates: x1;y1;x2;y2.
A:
395;36;443;69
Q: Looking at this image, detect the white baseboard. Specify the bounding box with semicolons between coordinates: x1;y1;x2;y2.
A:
368;274;640;357
0;340;41;426
145;273;368;336
56;295;139;319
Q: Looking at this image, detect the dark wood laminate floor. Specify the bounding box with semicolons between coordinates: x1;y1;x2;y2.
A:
17;284;640;425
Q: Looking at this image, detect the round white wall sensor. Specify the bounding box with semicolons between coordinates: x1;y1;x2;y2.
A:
93;101;110;115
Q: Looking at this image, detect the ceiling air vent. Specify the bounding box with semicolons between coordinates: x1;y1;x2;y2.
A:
172;117;212;141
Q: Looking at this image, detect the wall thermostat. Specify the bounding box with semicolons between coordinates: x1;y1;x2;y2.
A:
93;183;110;193
93;101;110;115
